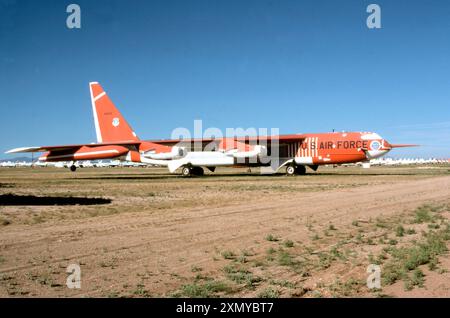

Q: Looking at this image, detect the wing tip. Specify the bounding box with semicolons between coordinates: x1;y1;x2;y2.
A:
5;147;40;154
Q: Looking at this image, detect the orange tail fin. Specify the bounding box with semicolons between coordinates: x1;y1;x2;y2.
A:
89;82;139;143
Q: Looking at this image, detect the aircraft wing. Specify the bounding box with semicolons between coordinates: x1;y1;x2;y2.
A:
6;145;84;154
5;141;141;154
147;134;307;146
236;134;307;143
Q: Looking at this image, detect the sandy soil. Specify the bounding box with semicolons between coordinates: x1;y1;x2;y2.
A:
0;165;449;297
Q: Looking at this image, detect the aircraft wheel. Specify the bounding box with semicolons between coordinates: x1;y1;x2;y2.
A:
295;165;306;175
286;165;296;176
181;166;192;177
70;165;77;172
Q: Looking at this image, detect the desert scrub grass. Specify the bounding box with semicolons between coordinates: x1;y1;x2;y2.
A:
177;280;231;298
330;247;347;261
276;249;308;275
403;268;425;291
252;260;266;268
277;250;297;267
236;254;248;264
388;239;398;246
28;271;57;287
99;258;118;269
266;247;276;255
376;218;389;229
221;250;236;260
355;233;364;244
317;252;334;269
395;225;405;237
241;250;254;257
410;269;425;288
413;205;435;223
283;240;294;248
191;265;203;273
328;278;364;297
270;279;296;289
265;234;280;242
258;287;280;298
132;283;151;297
382;224;450;289
222;265;262;288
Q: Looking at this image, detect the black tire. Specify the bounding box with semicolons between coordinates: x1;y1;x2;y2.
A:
295;165;306;175
286;165;296;176
70;165;77;172
192;167;204;176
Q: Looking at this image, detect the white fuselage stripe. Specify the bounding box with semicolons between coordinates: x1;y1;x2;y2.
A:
315;137;318;157
307;138;310;157
42;149;120;160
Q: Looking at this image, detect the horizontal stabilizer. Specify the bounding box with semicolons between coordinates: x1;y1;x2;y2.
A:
5;141;141;154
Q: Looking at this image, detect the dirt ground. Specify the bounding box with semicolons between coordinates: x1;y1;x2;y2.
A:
0;165;449;298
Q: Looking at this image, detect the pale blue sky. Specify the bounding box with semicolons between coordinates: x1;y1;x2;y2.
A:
1;0;449;158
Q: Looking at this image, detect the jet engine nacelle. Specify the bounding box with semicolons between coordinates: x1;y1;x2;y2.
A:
142;146;186;160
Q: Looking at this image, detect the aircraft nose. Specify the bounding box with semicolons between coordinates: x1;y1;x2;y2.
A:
364;137;391;159
382;140;393;150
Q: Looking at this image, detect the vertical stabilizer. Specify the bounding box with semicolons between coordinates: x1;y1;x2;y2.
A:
89;82;139;143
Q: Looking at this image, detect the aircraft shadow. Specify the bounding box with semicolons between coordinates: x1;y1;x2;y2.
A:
73;175;177;180
72;172;423;180
0;183;15;188
0;194;111;206
72;173;276;180
314;172;422;176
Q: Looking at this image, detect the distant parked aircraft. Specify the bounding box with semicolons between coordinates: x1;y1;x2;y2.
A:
6;82;417;176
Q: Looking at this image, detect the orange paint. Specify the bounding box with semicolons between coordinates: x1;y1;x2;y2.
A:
90;82;140;143
40;145;129;162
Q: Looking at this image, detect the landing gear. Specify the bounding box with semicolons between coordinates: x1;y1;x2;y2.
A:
295;165;306;175
192;167;204;176
181;166;204;177
286;164;306;176
181;166;192;177
286;165;296;176
70;165;77;172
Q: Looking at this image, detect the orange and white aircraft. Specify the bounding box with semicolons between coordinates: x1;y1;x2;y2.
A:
6;82;416;176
